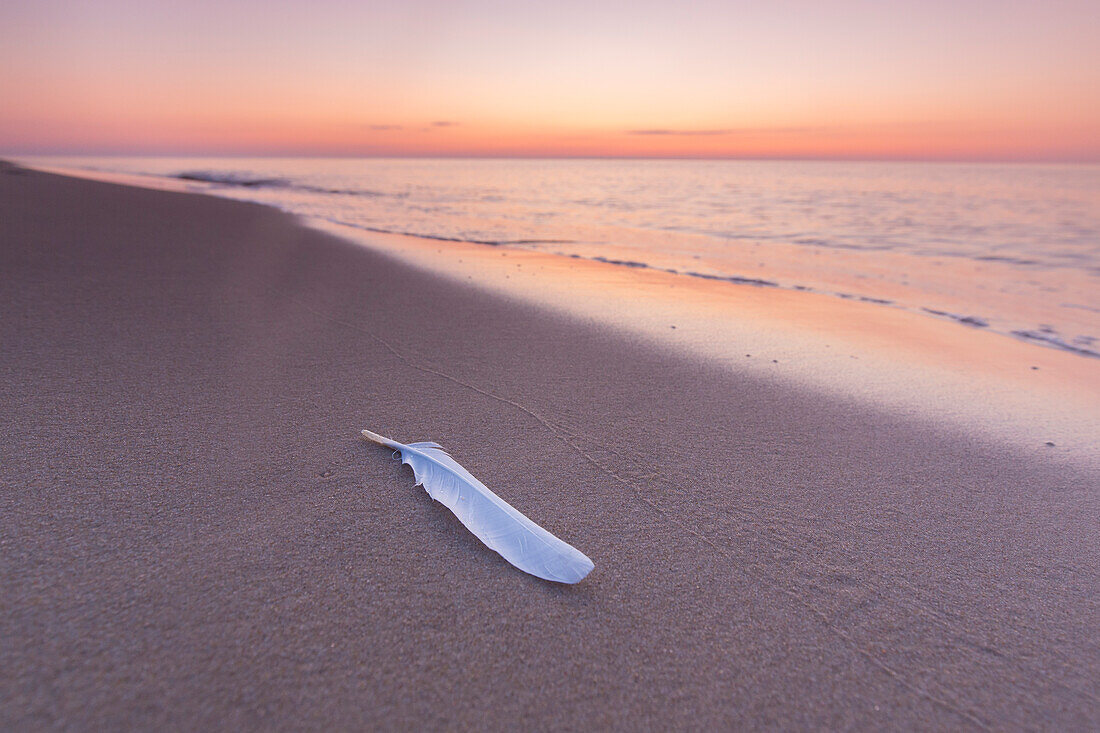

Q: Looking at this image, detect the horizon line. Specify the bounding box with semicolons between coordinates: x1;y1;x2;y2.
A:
6;151;1100;165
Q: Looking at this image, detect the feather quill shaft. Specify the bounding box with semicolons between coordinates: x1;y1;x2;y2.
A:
361;429;594;584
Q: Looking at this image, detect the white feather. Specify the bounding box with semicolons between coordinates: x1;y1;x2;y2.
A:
361;429;594;584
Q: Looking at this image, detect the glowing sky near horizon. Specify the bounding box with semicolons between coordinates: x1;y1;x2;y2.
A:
2;0;1098;160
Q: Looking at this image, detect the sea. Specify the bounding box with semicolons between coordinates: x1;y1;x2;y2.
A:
20;156;1100;357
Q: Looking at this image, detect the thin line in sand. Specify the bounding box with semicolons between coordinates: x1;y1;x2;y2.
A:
302;300;993;730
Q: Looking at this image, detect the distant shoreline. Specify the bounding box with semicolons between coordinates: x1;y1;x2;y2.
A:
14;156;1100;364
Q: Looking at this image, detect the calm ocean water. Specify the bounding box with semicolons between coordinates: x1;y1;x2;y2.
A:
24;156;1100;356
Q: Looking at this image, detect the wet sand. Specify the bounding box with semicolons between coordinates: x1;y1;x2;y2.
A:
1;163;1097;729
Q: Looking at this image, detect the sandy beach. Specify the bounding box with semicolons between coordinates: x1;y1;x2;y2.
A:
2;163;1098;729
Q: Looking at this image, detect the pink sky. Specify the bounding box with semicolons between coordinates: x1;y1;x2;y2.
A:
2;0;1098;160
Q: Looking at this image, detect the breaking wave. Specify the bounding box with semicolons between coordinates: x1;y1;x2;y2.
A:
173;171;399;198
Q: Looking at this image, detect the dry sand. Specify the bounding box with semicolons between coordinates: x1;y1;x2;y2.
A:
1;162;1097;730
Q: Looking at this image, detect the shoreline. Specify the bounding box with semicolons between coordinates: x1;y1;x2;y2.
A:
2;163;1098;728
18;160;1100;467
21;159;1100;361
308;219;1100;470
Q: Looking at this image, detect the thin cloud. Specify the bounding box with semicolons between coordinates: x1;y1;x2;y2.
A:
628;128;732;136
627;126;823;137
365;121;459;132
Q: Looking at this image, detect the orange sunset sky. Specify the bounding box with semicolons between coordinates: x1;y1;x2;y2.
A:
2;0;1098;160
